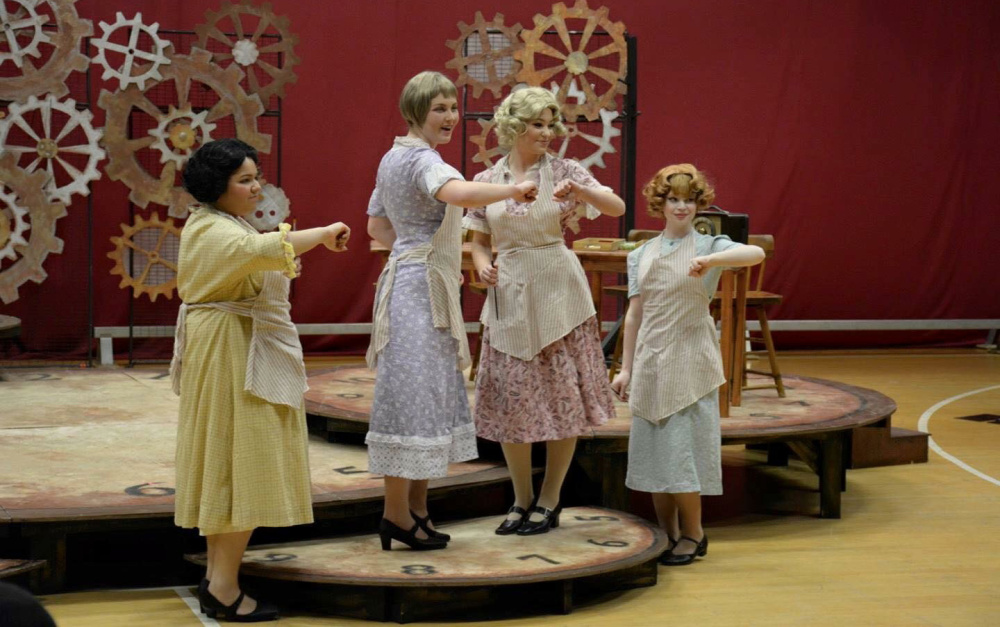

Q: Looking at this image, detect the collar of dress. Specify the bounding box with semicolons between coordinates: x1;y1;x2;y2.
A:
393;135;431;149
495;152;552;180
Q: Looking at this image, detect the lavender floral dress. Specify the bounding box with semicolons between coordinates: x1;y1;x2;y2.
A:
365;137;478;479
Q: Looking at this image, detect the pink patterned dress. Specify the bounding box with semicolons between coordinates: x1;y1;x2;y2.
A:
464;155;616;443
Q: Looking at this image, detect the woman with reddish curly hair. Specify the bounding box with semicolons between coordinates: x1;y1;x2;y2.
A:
612;164;764;566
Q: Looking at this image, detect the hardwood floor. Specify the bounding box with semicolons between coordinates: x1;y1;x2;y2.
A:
34;351;1000;626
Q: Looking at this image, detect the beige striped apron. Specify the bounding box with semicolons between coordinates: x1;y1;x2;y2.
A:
482;157;596;361
169;216;307;409
366;203;470;371
630;233;725;424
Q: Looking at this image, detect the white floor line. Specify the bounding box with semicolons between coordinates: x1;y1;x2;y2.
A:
917;384;1000;487
173;586;219;626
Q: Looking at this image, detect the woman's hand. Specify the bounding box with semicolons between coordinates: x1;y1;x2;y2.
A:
478;263;498;286
610;371;631;401
324;222;351;251
293;256;303;277
512;180;538;203
689;254;715;277
552;179;579;203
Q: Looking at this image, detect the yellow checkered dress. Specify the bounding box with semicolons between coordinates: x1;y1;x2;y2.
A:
173;207;313;535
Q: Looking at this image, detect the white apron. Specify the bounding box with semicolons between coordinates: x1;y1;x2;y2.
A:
169;213;307;409
366;202;470;371
630;233;725;424
481;156;596;361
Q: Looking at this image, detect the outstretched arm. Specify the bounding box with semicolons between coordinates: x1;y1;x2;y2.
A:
689;244;765;278
436;179;537;208
287;222;351;255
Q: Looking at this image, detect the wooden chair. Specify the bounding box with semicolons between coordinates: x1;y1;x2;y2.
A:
739;234;785;397
604;229;660;381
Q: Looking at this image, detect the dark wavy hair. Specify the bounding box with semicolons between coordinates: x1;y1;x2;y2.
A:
182;138;259;203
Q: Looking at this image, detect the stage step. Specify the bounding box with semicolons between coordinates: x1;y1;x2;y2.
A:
0;559;46;581
185;507;667;623
848;420;929;468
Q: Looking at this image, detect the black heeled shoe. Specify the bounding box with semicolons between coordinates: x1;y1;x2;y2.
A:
659;535;708;566
659;536;679;561
410;510;450;541
495;504;530;535
516;503;562;536
199;586;279;622
379;518;448;551
198;578;210;613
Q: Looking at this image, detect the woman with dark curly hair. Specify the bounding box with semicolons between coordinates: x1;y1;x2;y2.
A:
611;164;763;566
171;138;350;621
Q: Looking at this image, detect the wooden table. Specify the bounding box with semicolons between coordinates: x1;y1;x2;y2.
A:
369;242;747;414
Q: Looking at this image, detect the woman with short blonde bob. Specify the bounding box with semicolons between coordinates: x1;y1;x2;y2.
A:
611;164;764;566
366;71;537;551
465;86;625;536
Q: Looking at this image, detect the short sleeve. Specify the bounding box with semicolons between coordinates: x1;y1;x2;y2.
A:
462;168;494;234
415;151;464;199
626;244;645;299
710;234;741;254
366;185;386;217
555;158;614;220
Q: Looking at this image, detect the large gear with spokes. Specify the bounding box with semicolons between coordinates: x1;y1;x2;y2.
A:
469;118;504;168
90;12;173;91
0;153;67;305
107;213;181;302
515;0;627;121
0;94;105;204
99;47;271;219
195;0;301;104
554;107;620;170
0;0;49;69
445;12;523;99
0;0;93;101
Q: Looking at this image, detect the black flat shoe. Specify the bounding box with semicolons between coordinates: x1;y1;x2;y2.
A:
410;510;450;541
516;503;562;536
495;504;530;535
659;535;708;566
379;518;447;550
199;587;279;623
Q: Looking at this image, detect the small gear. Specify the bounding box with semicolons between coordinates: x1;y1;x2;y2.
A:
553;108;620;170
0;152;67;305
0;94;105;204
469;118;504;168
515;0;628;121
195;0;301;104
0;187;29;261
90;11;173;91
147;104;217;167
445;12;523;99
0;0;93;102
245;183;289;232
0;0;51;69
107;213;181;302
99;48;271;219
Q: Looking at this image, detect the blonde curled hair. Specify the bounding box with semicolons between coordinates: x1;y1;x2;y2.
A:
642;163;716;218
493;87;567;151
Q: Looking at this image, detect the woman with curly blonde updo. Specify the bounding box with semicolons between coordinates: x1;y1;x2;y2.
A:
611;164;763;566
465;86;625;536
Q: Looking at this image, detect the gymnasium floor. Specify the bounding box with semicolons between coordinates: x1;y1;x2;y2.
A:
31;351;1000;626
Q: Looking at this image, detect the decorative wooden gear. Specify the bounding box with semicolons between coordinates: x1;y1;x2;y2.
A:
245;182;289;233
98;48;271;219
0;153;67;305
106;213;181;302
0;94;105;204
445;12;523;99
146;104;217;168
195;0;301;103
469;118;504;168
514;0;627;121
555;108;620;170
0;0;93;101
90;12;173;91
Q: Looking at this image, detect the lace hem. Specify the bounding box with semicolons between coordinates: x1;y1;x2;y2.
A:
278;223;296;278
367;429;478;479
365;421;477;448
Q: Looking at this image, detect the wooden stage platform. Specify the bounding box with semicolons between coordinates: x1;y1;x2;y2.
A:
306;366;915;520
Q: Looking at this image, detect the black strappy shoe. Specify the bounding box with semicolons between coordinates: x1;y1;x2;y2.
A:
410;510;450;541
198;578;210;613
378;518;448;550
659;535;708;566
199;587;279;622
495;504;530;535
516;503;563;536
